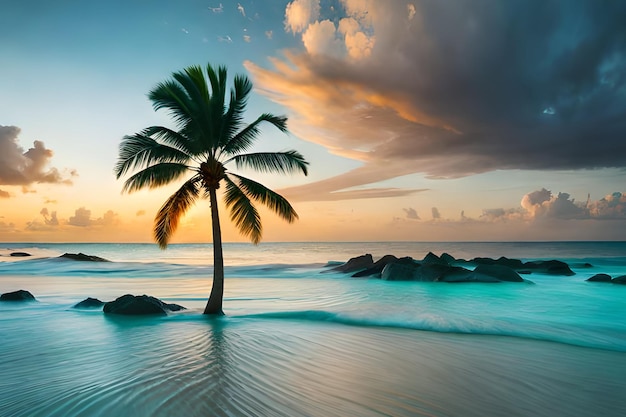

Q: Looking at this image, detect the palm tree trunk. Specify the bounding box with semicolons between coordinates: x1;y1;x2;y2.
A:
204;187;225;315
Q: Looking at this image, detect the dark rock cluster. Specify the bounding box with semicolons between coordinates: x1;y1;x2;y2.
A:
103;294;186;315
60;253;110;262
327;252;585;283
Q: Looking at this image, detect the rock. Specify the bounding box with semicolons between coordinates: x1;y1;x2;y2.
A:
523;260;575;276
440;252;456;265
469;256;524;269
352;255;415;278
471;257;498;265
103;294;185;315
473;264;524;282
436;266;478;282
9;252;31;257
331;254;374;273
414;264;455;281
612;275;626;285
586;273;612;283
0;289;36;302
73;297;105;308
60;253;110;262
381;262;420;281
422;252;447;266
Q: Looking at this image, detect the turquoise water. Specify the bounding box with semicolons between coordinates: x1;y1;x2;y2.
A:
1;242;626;416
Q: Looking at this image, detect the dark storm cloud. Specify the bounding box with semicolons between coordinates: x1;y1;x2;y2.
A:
248;1;626;198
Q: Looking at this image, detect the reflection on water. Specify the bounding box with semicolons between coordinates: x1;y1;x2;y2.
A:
1;307;625;417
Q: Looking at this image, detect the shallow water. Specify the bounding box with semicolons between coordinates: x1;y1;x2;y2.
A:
1;242;626;416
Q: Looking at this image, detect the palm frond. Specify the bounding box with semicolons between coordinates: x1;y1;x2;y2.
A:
115;134;192;179
121;162;190;193
154;176;201;249
148;80;193;129
226;150;309;176
223;176;262;244
139;126;194;155
229;173;299;223
172;66;214;152
222;113;288;155
221;74;253;146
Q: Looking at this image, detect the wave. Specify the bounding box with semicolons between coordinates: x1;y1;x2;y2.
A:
234;309;626;353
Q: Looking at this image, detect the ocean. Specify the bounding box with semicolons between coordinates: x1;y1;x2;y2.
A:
1;241;625;417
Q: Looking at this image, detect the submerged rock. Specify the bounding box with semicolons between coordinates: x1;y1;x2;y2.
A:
337;252;577;283
586;273;612;283
0;289;36;302
60;253;110;262
331;254;374;273
522;260;575;276
473;264;524;282
103;294;185;315
73;297;105;309
611;275;626;285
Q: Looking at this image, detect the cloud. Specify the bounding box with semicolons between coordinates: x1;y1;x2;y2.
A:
285;0;320;33
68;207;119;227
68;207;92;227
0;125;75;188
403;207;419;220
588;192;626;219
0;189;9;198
520;188;587;220
279;163;427;201
0;221;17;233
40;208;59;226
247;1;626;198
479;208;526;222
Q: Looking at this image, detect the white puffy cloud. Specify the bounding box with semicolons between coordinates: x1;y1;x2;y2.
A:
521;189;587;220
302;19;343;56
285;0;320;33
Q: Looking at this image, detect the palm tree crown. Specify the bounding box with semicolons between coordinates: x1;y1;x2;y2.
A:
114;63;308;314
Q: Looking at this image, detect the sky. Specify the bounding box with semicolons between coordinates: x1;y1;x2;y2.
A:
1;0;626;243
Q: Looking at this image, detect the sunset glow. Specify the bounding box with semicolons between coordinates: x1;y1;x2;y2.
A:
2;1;625;243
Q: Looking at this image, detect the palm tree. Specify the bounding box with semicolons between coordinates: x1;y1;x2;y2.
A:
114;63;308;315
